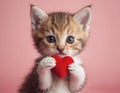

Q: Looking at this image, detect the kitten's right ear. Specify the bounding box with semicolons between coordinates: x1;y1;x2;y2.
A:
73;5;92;32
30;5;48;31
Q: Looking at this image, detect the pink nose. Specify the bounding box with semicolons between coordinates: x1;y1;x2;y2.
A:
57;47;64;53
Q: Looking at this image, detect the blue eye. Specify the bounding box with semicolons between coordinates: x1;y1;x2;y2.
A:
47;35;56;43
66;36;74;44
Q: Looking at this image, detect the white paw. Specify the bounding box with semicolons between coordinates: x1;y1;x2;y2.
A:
39;57;56;69
68;63;81;75
68;63;86;82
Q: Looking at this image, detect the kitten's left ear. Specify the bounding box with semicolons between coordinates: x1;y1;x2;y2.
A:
73;6;92;32
30;5;48;31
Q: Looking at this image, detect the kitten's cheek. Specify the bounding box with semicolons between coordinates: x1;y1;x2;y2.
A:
65;49;78;56
47;48;58;55
41;48;52;55
64;49;71;56
51;49;59;54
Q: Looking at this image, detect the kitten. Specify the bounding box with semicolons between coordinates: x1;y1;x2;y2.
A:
19;5;92;93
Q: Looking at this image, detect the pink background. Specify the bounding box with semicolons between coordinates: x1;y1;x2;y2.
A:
0;0;120;93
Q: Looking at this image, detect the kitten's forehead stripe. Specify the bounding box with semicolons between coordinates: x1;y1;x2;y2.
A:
51;16;58;29
49;12;71;31
67;30;73;35
51;28;55;35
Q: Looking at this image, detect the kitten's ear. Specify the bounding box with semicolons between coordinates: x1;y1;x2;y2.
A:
30;6;48;30
73;6;92;32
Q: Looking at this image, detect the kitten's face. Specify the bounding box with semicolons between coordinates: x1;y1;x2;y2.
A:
31;6;91;57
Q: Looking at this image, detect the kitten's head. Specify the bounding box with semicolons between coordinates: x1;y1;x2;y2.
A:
30;5;92;57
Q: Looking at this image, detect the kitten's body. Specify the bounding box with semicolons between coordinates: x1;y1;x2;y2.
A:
19;5;91;93
19;56;84;93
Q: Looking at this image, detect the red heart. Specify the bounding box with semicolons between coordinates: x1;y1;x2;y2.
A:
52;55;74;78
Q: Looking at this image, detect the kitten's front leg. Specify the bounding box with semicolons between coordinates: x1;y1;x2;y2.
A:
37;57;56;90
68;63;86;92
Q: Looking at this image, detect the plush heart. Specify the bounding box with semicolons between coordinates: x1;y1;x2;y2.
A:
52;55;74;78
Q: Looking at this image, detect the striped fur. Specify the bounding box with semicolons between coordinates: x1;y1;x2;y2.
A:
19;5;91;93
32;12;88;56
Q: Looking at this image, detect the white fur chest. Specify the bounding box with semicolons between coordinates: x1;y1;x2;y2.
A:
47;77;71;93
37;56;85;93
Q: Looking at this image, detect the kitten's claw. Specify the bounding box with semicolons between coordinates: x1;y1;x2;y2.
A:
39;57;56;69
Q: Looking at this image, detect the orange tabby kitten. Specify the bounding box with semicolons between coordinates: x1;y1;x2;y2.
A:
19;5;92;93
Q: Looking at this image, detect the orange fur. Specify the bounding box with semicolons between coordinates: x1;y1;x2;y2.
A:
32;12;89;56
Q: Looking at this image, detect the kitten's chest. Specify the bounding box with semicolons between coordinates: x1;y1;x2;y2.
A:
47;76;71;93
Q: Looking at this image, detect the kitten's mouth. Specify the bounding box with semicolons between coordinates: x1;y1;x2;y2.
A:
56;52;67;57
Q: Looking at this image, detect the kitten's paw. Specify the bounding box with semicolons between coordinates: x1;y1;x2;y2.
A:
68;63;86;82
68;63;81;75
39;57;56;69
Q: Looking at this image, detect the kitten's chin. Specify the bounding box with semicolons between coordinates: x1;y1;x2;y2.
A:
57;54;66;57
56;53;73;57
41;51;77;57
46;52;68;57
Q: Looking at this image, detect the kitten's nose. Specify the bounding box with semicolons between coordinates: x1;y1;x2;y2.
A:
57;47;64;53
